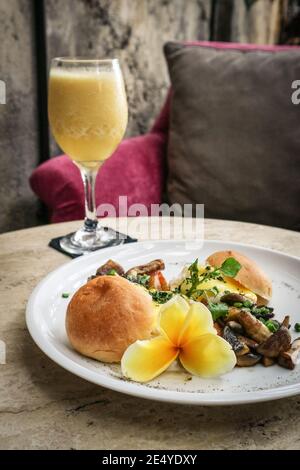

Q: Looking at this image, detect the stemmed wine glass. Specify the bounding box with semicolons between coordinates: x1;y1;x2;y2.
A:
48;58;128;255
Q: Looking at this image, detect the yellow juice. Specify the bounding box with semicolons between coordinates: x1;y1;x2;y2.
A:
48;68;128;169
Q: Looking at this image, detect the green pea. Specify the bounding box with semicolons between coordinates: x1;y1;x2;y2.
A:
233;302;243;308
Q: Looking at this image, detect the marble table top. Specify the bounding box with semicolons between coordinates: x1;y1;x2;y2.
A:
1;217;300;450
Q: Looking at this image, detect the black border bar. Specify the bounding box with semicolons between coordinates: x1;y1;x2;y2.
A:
33;0;50;164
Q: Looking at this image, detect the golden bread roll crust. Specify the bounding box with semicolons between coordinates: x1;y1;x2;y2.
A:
206;250;272;303
66;275;155;363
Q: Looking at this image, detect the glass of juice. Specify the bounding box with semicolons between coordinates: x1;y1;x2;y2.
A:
48;58;128;255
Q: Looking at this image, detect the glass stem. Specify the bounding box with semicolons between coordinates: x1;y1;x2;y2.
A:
81;168;98;232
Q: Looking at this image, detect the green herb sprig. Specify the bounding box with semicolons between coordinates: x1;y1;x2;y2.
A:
209;302;229;321
220;258;242;278
184;257;241;301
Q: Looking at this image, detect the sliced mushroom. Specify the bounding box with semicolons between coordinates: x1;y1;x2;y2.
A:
256;295;269;306
237;310;272;343
256;326;291;358
227;321;244;334
126;259;165;277
96;259;125;276
223;326;249;356
225;307;242;322
281;315;290;329
220;293;248;305
236;353;261;367
262;356;275;367
214;322;223;337
236;344;250;357
237;335;259;350
277;338;300;370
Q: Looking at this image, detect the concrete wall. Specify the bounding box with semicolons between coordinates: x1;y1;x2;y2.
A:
0;0;297;232
46;0;211;154
0;0;39;232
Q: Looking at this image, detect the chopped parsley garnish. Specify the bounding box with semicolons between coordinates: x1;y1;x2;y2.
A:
107;269;117;276
127;274;150;288
62;292;70;298
125;272;173;304
251;306;274;318
209;286;220;296
150;290;174;304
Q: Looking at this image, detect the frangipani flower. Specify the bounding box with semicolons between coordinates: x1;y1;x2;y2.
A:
121;295;236;382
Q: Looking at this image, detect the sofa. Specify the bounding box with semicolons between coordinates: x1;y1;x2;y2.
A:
30;41;300;231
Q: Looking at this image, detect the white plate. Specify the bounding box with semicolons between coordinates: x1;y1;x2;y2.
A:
26;240;300;405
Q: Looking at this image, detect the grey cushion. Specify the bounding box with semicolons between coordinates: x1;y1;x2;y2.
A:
164;42;300;231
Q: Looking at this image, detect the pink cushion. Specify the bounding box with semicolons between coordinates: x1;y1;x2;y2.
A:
164;40;300;230
30;132;166;223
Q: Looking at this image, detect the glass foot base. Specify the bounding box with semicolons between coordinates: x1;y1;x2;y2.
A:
59;226;125;256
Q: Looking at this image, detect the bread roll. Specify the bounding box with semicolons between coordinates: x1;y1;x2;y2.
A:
66;275;155;363
206;250;272;303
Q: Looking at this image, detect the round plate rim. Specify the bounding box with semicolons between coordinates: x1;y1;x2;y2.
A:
26;239;300;405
